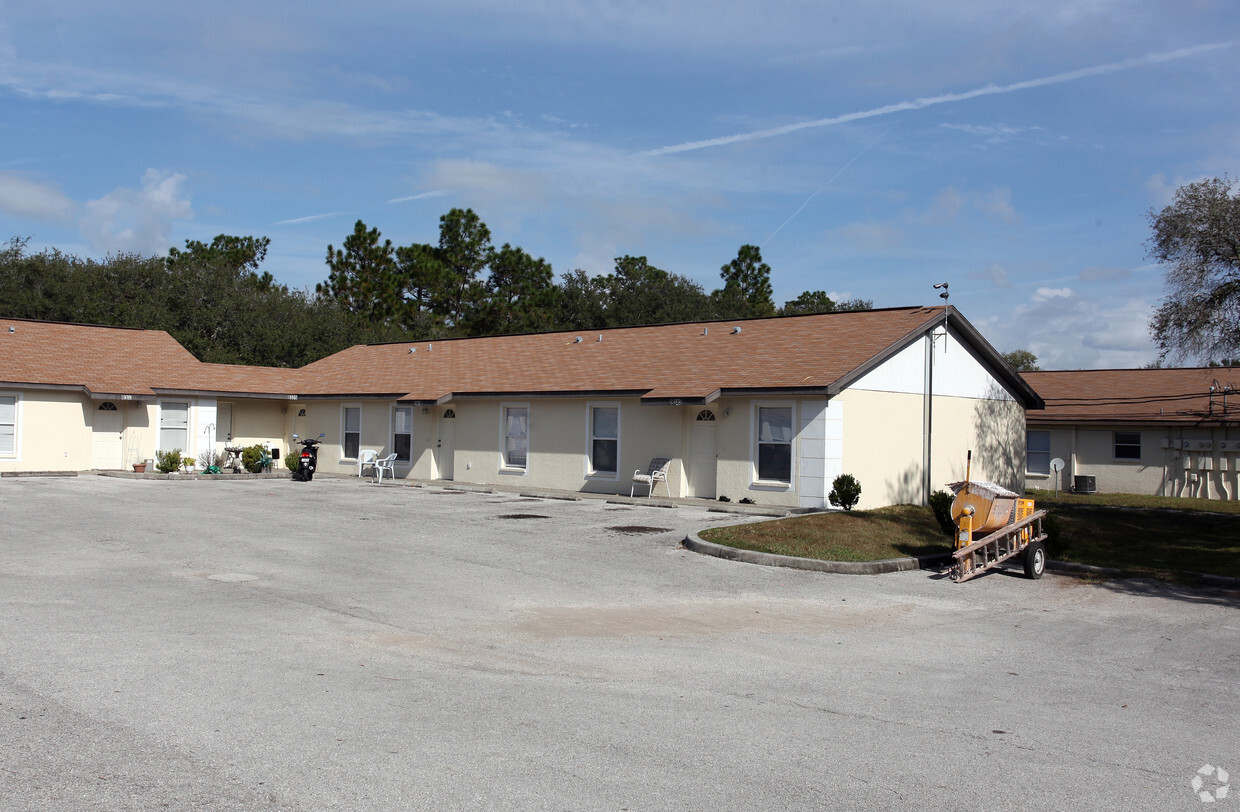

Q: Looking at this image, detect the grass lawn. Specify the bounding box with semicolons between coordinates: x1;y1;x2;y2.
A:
698;505;952;563
700;493;1240;581
1030;491;1240;579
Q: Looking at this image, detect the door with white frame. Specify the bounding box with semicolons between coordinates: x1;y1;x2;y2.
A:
687;408;718;498
435;408;455;480
92;401;124;469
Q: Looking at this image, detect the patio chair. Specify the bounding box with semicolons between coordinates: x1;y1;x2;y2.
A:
357;449;378;478
373;452;398;484
631;457;671;498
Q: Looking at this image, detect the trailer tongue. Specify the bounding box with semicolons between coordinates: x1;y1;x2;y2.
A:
947;451;1049;582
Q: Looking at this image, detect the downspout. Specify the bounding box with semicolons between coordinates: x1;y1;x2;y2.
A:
923;331;933;505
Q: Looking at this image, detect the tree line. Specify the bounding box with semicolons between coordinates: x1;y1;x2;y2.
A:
0;207;870;367
316;208;870;337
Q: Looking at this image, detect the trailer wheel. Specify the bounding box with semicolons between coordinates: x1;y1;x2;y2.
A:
1023;542;1046;580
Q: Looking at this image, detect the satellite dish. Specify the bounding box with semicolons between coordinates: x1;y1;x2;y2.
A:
1050;458;1065;472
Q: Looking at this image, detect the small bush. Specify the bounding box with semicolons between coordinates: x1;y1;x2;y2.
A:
1043;510;1068;558
241;444;268;474
828;473;862;511
285;449;301;472
929;489;957;536
197;449;226;470
155;449;182;474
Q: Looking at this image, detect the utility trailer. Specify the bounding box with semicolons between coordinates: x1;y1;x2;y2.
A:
950;505;1049;582
947;452;1049;583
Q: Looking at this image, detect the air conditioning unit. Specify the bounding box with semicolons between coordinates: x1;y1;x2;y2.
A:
1073;475;1096;495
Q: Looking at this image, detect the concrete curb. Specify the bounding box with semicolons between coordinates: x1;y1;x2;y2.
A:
682;530;950;575
97;471;291;481
0;470;80;478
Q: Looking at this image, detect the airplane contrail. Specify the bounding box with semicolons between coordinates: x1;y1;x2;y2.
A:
643;42;1236;157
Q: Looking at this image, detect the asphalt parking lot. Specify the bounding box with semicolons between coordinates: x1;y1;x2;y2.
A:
2;475;1237;810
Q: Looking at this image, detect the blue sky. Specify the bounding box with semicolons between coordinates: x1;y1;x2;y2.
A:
1;1;1237;369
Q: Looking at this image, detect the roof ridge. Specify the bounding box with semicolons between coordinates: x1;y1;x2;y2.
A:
0;316;157;333
360;305;938;347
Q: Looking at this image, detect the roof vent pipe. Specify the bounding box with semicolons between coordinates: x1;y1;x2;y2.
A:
702;327;708;335
428;343;432;352
574;336;583;343
409;347;416;354
597;335;603;342
731;326;742;334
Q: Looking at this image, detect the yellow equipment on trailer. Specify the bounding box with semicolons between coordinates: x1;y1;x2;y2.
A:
948;451;1049;582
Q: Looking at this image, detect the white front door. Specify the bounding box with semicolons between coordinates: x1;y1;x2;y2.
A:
436;409;455;480
687;409;718;498
92;401;124;469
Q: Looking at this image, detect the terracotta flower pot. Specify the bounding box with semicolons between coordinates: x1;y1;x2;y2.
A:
132;463;147;473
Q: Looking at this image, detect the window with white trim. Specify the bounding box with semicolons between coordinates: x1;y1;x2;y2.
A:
393;406;412;463
343;406;361;459
755;405;793;483
1026;430;1050;475
588;404;619;476
159;401;189;454
503;405;529;470
1114;431;1141;461
0;394;16;457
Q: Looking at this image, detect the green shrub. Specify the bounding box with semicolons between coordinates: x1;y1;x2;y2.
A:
241;444;268;474
828;473;862;511
285;448;301;472
1043;510;1068;558
155;449;182;474
929;489;957;536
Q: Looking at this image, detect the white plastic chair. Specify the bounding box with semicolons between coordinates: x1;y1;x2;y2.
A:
631;457;671;498
357;449;378;478
373;453;398;484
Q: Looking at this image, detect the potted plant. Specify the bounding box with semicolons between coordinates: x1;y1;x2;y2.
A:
132;460;148;473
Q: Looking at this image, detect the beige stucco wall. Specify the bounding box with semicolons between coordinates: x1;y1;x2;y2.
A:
1029;424;1240;500
0;390;167;472
219;399;293;460
834;389;1026;510
0;390;91;472
446;397;688;495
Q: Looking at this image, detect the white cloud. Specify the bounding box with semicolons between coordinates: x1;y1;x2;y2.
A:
389;190;448;204
80;169;192;255
0;173;75;222
273;211;348;225
1033;286;1073;302
643;42;1238;155
940;122;1023;144
983;291;1157;369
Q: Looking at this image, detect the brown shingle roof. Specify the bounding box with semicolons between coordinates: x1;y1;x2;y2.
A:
1022;368;1240;426
295;306;932;401
298;307;965;402
0;318;300;398
2;307;1042;407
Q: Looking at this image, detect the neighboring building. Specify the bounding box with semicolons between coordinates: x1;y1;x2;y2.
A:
1021;368;1240;500
1;307;1041;510
0;319;299;474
